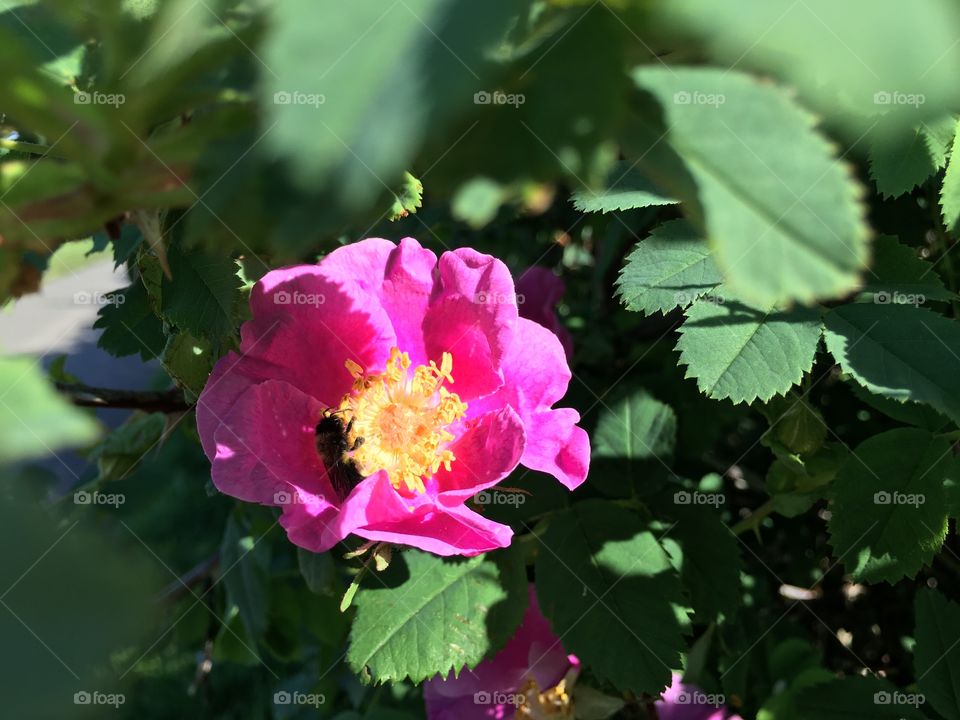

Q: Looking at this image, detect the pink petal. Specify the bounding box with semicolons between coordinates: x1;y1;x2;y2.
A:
278;484;348;553
518;408;589;491
208;379;328;505
337;473;514;556
425;586;572;720
243;264;397;406
423;248;519;401
516;267;573;359
469;318;589;490
318;237;438;365
434;406;526;502
656;674;737;720
196;350;275;461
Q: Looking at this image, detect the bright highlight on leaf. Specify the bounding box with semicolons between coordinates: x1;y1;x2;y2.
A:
675;287;823;404
630;67;870;307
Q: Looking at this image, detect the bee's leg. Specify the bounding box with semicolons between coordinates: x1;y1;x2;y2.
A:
344;417;365;452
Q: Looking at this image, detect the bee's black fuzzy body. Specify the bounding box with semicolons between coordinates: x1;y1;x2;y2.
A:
315;412;365;500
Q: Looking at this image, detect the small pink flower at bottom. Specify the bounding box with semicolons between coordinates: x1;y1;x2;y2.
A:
656;674;743;720
424;587;579;720
196;237;589;556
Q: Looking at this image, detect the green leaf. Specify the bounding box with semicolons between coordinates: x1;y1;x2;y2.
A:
571;685;626;720
616;219;722;315
297;548;336;596
572;161;677;213
593;390;676;462
675;289;823;404
535;499;686;694
761;394;827;455
94;280;166;361
851;383;952;432
766;444;846;518
162;331;213;397
796;676;927;719
219;513;270;642
827;428;952;584
451;177;506;229
388;172;423;221
915;588;960;720
823;302;960;425
655;0;960;130
0;358;100;463
161;245;242;345
758;639;834;719
660;503;741;622
262;0;516;209
91;411;166;482
942;118;960;233
869;123;952;199
629;67;869;307
347;548;526;683
858;235;955;303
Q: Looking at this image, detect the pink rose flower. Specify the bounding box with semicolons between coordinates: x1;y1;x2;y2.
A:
197;237;589;556
656;674;743;720
515;267;573;360
424;586;579;720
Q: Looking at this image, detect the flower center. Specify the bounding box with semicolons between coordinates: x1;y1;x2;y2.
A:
338;347;467;494
514;673;576;718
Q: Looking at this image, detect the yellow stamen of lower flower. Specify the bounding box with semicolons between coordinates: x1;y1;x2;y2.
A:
514;669;578;718
339;347;468;494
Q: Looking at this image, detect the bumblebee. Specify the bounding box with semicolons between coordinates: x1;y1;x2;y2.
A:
315;410;365;500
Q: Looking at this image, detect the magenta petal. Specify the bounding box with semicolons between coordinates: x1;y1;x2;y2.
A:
425;587;571;720
207;379;326;505
520;408;589;490
243;265;397;406
278;485;346;553
434;406;526;502
197;350;273;461
656;674;741;720
319;237;438;365
516;267;573;359
424;248;519;401
337;474;513;556
470;318;589;489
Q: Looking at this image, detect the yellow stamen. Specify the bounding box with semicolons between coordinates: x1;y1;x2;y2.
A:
514;670;578;718
339;347;468;494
